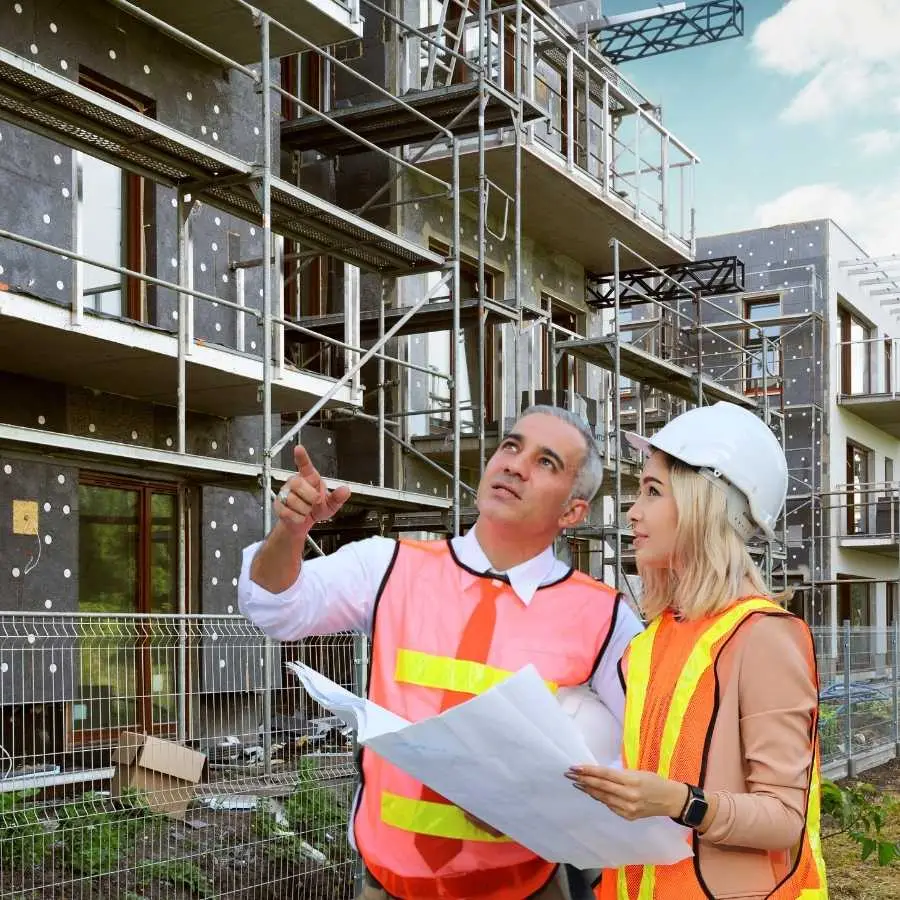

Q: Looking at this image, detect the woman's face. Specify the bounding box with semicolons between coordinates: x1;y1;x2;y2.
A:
627;451;679;571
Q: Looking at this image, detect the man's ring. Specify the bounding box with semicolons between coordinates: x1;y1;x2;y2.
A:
277;488;290;504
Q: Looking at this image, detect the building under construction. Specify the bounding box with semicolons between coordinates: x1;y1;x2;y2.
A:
0;0;895;895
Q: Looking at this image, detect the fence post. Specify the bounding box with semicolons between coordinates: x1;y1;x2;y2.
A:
351;633;370;895
893;619;900;758
843;619;854;777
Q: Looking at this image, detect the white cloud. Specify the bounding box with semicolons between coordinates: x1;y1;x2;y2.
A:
753;181;900;255
752;0;900;122
854;129;900;156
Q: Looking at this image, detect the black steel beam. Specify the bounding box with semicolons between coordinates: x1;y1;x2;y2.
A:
596;1;744;65
586;256;745;308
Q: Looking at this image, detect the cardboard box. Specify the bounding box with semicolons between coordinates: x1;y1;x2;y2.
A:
111;731;206;819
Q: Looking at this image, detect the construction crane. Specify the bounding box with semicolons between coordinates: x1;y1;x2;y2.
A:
551;1;744;63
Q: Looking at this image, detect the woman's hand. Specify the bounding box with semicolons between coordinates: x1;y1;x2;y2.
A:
566;765;688;822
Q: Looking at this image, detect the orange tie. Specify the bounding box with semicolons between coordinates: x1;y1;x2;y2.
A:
413;575;506;871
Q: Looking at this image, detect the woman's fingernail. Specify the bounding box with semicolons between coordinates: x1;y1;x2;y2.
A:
564;771;578;780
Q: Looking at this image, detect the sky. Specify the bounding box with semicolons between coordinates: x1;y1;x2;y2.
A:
605;0;900;255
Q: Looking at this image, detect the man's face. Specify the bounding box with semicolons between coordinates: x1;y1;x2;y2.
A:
476;413;590;535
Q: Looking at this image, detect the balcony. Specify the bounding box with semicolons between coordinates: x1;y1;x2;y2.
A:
121;0;364;61
831;482;900;558
404;2;698;273
0;289;359;418
836;336;900;437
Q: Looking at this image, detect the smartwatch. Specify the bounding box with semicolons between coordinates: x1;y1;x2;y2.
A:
674;784;709;829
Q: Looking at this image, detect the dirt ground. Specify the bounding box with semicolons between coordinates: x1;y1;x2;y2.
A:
823;759;900;900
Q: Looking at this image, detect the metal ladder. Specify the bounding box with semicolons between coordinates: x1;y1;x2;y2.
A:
423;0;474;89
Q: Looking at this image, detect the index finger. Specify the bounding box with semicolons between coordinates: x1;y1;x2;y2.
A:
293;444;322;488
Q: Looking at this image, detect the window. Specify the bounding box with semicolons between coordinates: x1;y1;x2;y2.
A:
77;70;156;321
836;576;875;670
838;305;871;395
744;296;781;392
845;440;872;535
886;457;895;484
837;576;873;626
540;294;583;398
889;581;898;629
76;476;179;740
416;251;498;435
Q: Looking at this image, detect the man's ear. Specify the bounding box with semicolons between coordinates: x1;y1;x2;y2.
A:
558;498;589;529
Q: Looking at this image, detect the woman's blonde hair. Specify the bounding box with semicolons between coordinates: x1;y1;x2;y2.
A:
639;452;770;622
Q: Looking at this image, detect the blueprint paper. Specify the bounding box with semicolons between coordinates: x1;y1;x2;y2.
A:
286;661;691;869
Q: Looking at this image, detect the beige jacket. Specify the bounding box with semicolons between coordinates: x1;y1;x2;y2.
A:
696;613;819;899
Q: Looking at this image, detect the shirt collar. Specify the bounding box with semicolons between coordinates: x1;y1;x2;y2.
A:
449;527;560;605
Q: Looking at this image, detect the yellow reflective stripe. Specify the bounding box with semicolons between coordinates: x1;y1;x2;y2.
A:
616;868;655;900
804;748;829;897
657;598;777;778
395;648;558;696
381;791;511;842
621;617;660;770
617;868;629;900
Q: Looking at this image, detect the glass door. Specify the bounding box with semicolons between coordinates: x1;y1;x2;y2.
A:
76;478;179;740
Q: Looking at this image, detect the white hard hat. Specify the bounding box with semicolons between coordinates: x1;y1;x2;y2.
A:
557;684;621;765
624;402;787;542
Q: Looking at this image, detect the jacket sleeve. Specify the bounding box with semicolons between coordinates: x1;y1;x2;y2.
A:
700;614;818;851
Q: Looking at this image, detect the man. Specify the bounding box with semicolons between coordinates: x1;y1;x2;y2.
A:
239;405;642;900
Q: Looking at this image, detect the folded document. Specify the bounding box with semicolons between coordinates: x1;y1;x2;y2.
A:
286;661;691;870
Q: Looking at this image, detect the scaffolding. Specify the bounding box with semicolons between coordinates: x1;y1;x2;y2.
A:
0;0;754;895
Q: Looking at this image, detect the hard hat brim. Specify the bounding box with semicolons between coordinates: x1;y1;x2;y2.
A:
624;431;652;456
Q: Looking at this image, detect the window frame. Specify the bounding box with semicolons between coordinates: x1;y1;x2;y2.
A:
743;295;782;396
75;472;182;744
77;68;156;323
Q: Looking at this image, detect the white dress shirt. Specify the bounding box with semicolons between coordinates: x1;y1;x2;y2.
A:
238;528;642;723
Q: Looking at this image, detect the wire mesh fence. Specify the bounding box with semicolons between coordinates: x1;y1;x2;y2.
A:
813;623;900;781
1;615;898;897
0;613;360;900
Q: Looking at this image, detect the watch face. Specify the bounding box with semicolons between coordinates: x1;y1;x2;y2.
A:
683;796;708;827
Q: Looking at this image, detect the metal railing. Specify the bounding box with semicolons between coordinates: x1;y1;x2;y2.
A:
400;0;699;250
0;613;361;899
836;335;900;398
823;481;900;543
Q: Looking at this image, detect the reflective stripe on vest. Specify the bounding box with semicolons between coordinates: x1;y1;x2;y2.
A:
395;648;559;696
800;744;829;900
616;598;828;900
388;649;558;839
382;791;511;843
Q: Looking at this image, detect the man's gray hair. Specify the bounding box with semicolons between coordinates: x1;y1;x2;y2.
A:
520;404;604;503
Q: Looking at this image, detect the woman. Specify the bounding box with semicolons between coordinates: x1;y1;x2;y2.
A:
568;401;827;899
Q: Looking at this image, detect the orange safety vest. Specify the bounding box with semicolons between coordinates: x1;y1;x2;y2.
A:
596;597;828;900
354;538;621;900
